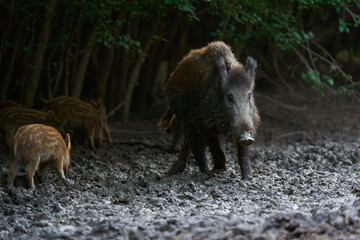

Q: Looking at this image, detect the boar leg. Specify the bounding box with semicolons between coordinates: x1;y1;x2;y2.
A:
53;156;65;178
54;159;66;179
86;125;96;150
208;137;226;171
192;140;210;173
94;127;103;148
104;125;113;143
39;162;50;181
237;144;252;180
169;127;183;153
7;156;20;185
4;129;13;151
167;137;191;175
27;157;40;188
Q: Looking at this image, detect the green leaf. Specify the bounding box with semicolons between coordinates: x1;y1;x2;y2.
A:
339;18;350;33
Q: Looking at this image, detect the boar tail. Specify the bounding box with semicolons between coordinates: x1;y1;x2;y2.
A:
12;138;18;156
65;133;71;151
158;108;176;131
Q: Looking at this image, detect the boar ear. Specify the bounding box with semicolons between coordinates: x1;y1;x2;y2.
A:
246;56;257;80
65;133;71;150
216;56;229;86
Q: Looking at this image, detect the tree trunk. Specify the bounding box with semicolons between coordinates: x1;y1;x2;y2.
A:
0;0;15;69
135;42;159;106
106;49;120;109
151;60;169;102
71;30;96;98
64;3;84;96
23;0;59;106
117;49;129;106
0;26;22;99
149;20;180;102
96;46;115;99
121;38;154;122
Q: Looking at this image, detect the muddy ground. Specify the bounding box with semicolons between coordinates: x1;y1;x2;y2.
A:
0;91;359;240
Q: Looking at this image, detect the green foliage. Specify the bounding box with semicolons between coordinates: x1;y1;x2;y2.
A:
339;19;351;33
206;0;360;95
4;0;360;98
163;0;199;21
302;69;323;93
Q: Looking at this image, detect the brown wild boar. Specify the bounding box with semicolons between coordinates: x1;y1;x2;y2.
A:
42;96;104;149
7;124;71;189
158;41;260;180
0;107;64;149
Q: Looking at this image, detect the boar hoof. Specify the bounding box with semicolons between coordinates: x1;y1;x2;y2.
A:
212;167;226;173
239;132;254;147
241;173;252;180
199;164;210;173
167;159;187;176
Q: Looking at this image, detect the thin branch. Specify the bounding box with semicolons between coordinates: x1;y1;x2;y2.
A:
107;101;125;118
273;53;307;100
274;53;295;90
220;14;231;40
304;36;318;72
345;6;359;23
300;42;348;78
292;47;312;71
256;93;307;111
258;70;282;87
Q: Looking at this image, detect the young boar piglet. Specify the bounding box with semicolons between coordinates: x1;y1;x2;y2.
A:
42;96;104;149
7;124;71;189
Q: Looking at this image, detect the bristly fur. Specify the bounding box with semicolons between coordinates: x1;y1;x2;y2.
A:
160;41;260;139
158;41;260;177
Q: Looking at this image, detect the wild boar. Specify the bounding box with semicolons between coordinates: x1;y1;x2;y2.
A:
7;124;71;189
0;107;64;149
158;41;260;180
42;96;104;149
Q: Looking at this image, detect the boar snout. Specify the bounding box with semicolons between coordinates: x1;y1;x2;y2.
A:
238;131;254;146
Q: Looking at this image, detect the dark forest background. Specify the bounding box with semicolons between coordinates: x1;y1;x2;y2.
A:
1;0;359;122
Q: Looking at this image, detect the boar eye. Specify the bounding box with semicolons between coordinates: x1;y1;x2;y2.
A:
248;92;252;101
226;94;234;103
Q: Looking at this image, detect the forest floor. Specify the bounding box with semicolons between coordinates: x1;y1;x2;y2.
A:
0;89;359;240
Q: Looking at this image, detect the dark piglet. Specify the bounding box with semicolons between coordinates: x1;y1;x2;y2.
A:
0;107;65;150
158;41;260;180
42;96;104;150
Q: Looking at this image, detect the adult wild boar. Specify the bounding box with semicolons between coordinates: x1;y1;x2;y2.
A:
158;41;260;180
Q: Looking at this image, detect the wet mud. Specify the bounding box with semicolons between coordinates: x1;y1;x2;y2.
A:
0;94;359;239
